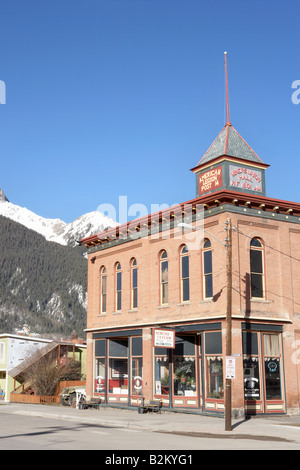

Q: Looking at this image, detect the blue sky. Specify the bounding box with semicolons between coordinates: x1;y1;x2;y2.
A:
0;0;299;223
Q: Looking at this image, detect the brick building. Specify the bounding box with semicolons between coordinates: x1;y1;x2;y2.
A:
81;60;300;417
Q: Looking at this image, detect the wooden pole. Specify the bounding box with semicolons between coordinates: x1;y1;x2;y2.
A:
225;217;232;431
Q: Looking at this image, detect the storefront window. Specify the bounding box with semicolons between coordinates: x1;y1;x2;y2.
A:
263;334;282;400
264;358;281;400
206;357;223;398
243;356;260;400
204;331;223;399
243;331;283;405
174;357;196;396
108;339;128;395
94;339;106;395
95;358;106;394
242;332;260;401
173;335;196;397
131;337;142;396
132;358;143;395
154;352;169;396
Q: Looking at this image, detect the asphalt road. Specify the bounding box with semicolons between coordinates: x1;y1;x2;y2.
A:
0;406;299;451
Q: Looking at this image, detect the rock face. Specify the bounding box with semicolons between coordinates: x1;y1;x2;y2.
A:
0;188;9;203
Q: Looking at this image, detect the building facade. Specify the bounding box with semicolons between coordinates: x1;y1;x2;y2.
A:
0;332;86;401
81;87;300;417
0;333;52;401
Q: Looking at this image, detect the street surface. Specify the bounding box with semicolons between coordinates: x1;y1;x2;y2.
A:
0;403;300;452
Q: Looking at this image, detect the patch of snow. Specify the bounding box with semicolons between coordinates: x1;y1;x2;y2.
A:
0;196;118;247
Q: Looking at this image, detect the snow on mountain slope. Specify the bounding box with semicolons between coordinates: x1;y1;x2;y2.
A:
50;210;118;246
0;188;118;247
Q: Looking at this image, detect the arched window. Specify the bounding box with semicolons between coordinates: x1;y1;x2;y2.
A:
115;262;122;311
180;245;189;302
131;258;138;309
160;250;168;305
250;238;264;298
202;239;213;299
100;266;107;313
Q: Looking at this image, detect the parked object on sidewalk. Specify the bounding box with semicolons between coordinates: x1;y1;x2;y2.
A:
138;398;162;414
60;386;86;406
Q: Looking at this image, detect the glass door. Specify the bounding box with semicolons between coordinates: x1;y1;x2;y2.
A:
172;335;198;408
154;349;170;407
108;338;129;404
242;330;285;414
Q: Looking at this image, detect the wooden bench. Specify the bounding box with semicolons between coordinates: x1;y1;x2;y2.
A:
138;399;162;414
79;397;101;410
87;398;101;409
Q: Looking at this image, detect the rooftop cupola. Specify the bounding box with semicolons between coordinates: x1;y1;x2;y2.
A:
191;53;269;197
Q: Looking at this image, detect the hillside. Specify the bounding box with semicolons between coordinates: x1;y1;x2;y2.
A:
0;215;88;338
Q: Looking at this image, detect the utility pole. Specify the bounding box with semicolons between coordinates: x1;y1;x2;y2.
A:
225;217;232;431
178;218;233;431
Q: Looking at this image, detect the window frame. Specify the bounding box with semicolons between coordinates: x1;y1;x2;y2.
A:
250;237;265;299
180;245;190;302
202;239;213;299
160;250;169;305
100;266;107;314
131;258;138;310
115;262;122;312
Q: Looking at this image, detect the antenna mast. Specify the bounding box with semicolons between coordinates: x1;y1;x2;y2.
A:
224;52;231;125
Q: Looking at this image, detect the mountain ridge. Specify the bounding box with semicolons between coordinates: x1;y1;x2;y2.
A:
0;187;118;247
0;214;88;337
0;187;117;338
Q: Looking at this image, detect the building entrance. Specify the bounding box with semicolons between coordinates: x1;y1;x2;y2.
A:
243;328;285;414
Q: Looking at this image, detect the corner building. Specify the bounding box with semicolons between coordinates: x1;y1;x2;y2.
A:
81;108;300;418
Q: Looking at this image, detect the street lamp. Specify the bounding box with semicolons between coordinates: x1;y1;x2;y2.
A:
178;219;233;431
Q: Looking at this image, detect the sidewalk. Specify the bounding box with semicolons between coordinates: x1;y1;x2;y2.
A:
1;401;300;445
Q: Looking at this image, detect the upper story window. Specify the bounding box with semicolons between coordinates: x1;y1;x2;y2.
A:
115;262;122;311
250;238;265;299
100;266;107;314
160;250;168;305
180;245;190;302
131;258;138;309
202;239;213;299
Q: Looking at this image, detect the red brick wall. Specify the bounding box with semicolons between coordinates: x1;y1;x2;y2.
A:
85;209;300;413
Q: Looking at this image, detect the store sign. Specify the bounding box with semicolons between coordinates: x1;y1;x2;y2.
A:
229;164;262;192
133;376;142;391
153;329;175;349
244;377;260;398
198;166;223;194
225;356;236;379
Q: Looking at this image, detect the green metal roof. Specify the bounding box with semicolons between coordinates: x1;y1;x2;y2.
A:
197;124;264;167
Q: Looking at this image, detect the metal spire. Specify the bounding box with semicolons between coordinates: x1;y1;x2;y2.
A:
224;52;231;126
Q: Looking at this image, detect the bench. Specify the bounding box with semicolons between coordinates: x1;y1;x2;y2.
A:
138;399;162;414
78;396;101;410
85;398;101;409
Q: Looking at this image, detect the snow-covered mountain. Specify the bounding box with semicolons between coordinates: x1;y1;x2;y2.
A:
0;188;118;247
